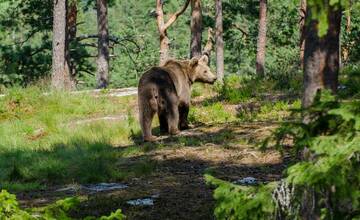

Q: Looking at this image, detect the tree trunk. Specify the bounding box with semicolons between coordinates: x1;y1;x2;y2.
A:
190;0;202;58
255;0;267;76
302;7;342;108
96;0;110;89
156;0;191;65
299;0;306;69
156;0;170;66
52;0;74;90
67;0;77;78
215;0;224;82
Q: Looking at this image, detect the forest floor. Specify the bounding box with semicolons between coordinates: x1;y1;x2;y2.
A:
1;84;297;219
18;121;292;219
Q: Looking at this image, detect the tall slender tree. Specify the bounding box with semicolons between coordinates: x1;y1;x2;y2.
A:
255;0;267;76
190;0;202;58
215;0;224;82
156;0;191;65
67;0;77;78
299;0;306;69
96;0;110;88
52;0;74;90
302;5;342;108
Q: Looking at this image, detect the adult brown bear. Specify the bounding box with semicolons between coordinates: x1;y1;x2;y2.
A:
138;55;217;142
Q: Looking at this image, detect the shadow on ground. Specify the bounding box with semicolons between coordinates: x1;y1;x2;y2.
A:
12;121;294;220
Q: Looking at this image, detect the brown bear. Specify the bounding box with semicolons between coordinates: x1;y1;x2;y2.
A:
138;55;217;142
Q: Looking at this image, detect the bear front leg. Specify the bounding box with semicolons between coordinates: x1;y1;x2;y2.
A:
179;104;190;130
167;104;180;135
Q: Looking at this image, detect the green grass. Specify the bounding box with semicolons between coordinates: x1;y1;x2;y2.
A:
0;83;298;192
237;100;301;121
189;102;236;124
0;87;148;191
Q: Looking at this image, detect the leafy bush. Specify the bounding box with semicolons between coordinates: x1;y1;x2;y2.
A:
206;175;277;220
339;65;360;98
275;91;360;219
208;91;360;219
0;189;33;219
0;190;125;220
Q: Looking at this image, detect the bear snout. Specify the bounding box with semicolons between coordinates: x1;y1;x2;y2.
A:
209;76;217;84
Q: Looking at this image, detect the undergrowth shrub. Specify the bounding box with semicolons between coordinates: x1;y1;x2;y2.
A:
0;190;125;219
207;91;360;219
205;175;277;220
339;64;360;98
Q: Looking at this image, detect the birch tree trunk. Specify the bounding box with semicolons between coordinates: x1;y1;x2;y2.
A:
52;0;74;90
215;0;224;82
255;0;267;76
190;0;202;58
96;0;110;89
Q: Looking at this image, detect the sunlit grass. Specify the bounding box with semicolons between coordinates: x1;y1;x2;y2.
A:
0;82;299;192
0;87;145;191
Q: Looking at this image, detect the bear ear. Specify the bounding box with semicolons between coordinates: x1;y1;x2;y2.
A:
190;57;199;67
199;55;209;64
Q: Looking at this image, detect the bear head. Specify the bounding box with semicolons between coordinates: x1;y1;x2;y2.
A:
189;55;217;84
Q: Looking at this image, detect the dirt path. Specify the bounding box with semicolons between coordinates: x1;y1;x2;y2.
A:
0;87;138;98
19;121;292;220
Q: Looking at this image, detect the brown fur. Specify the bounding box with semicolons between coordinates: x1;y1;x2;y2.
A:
138;55;217;142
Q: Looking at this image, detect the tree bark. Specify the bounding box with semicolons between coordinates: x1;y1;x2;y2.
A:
215;0;224;82
52;0;74;90
96;0;110;89
156;0;191;65
67;0;77;78
190;0;202;58
255;0;267;76
202;28;214;59
299;0;306;69
302;6;342;108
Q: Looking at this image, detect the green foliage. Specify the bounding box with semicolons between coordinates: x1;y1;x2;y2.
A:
217;75;254;104
189;101;234;124
98;209;125;220
42;197;80;220
339;65;360;98
0;0;359;90
205;175;277;220
0;190;34;219
209;91;360;219
0;87;154;188
307;0;350;37
0;190;125;220
277;91;360;219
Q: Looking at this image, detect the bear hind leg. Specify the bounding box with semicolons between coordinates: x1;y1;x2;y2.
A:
139;100;157;142
167;104;180;135
179;104;189;130
158;112;168;134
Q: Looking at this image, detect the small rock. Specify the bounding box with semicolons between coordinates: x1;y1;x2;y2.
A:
233;177;257;185
83;183;128;192
127;198;154;206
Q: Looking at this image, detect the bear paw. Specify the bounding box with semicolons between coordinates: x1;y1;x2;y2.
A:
143;135;158;142
169;128;180;135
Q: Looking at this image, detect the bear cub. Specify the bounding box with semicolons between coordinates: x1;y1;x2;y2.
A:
138;55;217;142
